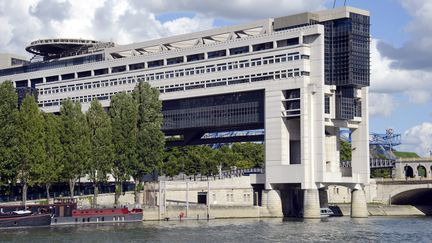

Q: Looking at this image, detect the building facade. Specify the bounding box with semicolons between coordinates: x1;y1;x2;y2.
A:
0;7;370;218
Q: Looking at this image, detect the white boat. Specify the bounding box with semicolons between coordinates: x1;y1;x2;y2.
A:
320;208;334;218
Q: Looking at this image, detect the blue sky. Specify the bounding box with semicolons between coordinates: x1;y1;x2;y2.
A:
0;0;431;155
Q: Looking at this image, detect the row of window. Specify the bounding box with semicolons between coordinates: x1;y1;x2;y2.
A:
38;68;309;108
157;68;308;94
37;51;309;96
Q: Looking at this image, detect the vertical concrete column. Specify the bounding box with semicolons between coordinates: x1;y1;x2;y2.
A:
303;189;320;218
351;188;368;218
262;189;282;216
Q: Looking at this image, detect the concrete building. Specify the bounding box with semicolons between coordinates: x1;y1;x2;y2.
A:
0;7;370;218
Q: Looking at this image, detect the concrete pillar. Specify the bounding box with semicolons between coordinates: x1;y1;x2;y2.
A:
303;189;320;219
351;188;368;218
262;189;282;215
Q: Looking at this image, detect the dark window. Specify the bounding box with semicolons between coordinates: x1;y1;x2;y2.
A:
208;50;226;59
324;96;330;114
94;68;108;76
187;53;205;62
129;63;145;70
277;37;299;47
252;42;274;52
229;46;249;55
112;66;126;73
148;59;164;68
61;73;75;80
77;71;91;78
167;57;184;65
46;75;59;82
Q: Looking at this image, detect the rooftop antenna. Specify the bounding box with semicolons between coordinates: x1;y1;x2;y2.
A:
333;0;348;8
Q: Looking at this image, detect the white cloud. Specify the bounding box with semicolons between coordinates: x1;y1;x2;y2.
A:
369;39;432;117
128;0;327;20
368;93;396;117
0;0;330;57
399;122;432;157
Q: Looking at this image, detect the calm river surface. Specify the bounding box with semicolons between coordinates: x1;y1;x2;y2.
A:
0;217;431;242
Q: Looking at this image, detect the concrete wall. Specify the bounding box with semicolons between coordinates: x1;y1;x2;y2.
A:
333;204;429;217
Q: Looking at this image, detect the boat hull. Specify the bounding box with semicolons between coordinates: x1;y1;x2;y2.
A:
52;213;143;225
0;214;51;228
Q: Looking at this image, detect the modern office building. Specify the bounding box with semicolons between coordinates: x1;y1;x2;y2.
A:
0;7;370;218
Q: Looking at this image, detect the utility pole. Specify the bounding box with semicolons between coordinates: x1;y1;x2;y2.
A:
186;181;189;217
207;180;210;220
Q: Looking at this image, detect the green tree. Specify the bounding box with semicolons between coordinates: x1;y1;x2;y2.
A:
340;140;352;161
184;146;201;180
87;100;114;207
110;92;138;206
60;100;91;198
216;146;242;170
199;146;218;178
231;143;264;168
33;113;64;202
236;160;255;169
0;81;18;187
132;82;165;204
16;95;46;206
163;148;181;179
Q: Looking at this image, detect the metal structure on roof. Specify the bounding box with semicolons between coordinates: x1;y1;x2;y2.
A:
25;38;114;60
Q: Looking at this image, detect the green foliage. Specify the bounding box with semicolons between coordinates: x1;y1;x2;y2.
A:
33;113;64;195
0;81;18;185
340;140;352;161
393;151;420;158
162;143;264;178
109;92;138;183
236;160;255;169
16;95;46;204
163;147;181;179
132;82;165;181
370;168;392;178
16;95;46;183
60;100;91;197
231;143;264;168
215;146;242;169
86;100;114;184
417;166;427;177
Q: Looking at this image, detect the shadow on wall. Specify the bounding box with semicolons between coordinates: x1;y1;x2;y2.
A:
392;188;432;216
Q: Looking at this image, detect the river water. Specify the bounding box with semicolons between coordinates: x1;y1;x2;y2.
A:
0;217;431;242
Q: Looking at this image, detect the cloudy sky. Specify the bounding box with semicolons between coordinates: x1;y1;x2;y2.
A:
0;0;431;156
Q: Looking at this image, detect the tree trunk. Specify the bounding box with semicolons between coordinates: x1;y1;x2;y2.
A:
69;179;75;198
45;184;51;203
114;180;122;206
134;179;142;206
22;182;28;207
93;182;98;208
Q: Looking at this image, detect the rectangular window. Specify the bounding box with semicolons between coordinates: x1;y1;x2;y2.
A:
148;59;164;68
277;37;299;48
129;63;145;70
229;46;249;55
208;50;226;59
112;66;126;73
252;42;274;52
325;96;330;114
167;56;184;65
187;53;205;62
94;68;108;76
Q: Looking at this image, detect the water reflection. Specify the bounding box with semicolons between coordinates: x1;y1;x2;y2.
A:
0;217;431;242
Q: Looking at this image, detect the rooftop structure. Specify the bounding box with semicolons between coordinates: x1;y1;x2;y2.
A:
25;38;115;60
0;6;370;218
